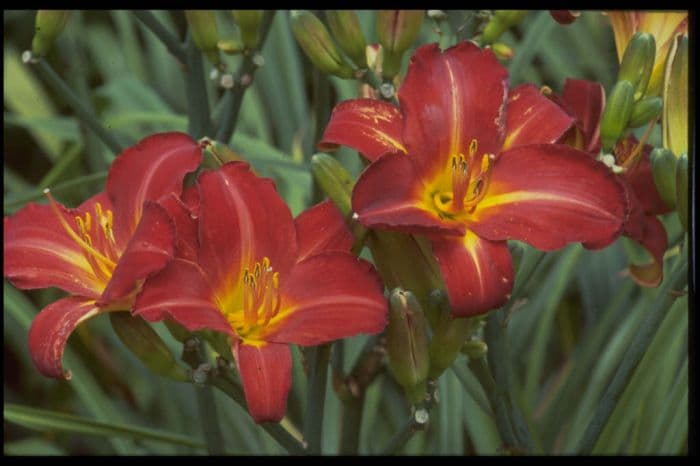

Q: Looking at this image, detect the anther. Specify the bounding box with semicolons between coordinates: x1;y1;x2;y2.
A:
469;139;478;157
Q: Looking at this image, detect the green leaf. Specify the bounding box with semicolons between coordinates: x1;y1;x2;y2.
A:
4;437;67;456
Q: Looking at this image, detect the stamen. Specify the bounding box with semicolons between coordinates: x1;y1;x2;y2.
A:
469;138;478;157
451;154;470;211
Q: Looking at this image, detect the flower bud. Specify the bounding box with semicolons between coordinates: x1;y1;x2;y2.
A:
184;10;221;66
461;339;488;359
600;80;635;150
650;148;677;209
110;312;189;382
426;290;473;379
491;42;514;61
675;152;688;232
481;10;527;44
662;34;688;157
218;38;245;55
628;96;663;128
232;10;263;49
290;10;355;79
386;288;430;404
617;32;656;101
326;11;367;69
32;10;70;56
310;153;354;216
377;10;424;79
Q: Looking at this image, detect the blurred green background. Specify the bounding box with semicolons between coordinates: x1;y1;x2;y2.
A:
3;10;687;455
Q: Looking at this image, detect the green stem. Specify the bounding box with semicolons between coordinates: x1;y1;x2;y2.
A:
131;10;187;65
194;386;225;455
215;10;276;143
303;344;331;454
311;67;331;204
339;397;364;455
33;57;124;155
184;32;213;139
576;250;688;454
379;398;434;455
4;172;108;213
360;69;399;105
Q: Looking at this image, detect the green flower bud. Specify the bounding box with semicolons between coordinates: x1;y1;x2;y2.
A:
617;32;656;101
232;10;263;49
662;34;688;157
184;10;221;66
426;290;473;379
110;312;189;382
650;148;677;209
461;339;488;359
218;38;245;55
32;10;70;56
628;96;663;128
491;42;514;60
326;10;368;69
291;10;354;79
675;152;688;232
386;288;430;404
310;153;354;216
377;10;424;79
481;10;527;45
600;80;635;150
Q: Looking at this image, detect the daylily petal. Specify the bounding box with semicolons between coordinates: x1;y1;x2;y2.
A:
294;200;353;262
470;144;627;250
108;132;202;249
196;162;298;295
561;78;605;154
627;214;668;287
318;98;406;161
28;296;100;379
503;84;574;150
550;10;579;25
235;341;292;424
4;201;104;298
399;42;508;176
352;152;465;235
158;192;199;262
99;201;176;305
134;258;231;335
430;231;514;318
265;252;387;345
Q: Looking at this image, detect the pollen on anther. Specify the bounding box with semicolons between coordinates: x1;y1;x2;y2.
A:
469;139;478;157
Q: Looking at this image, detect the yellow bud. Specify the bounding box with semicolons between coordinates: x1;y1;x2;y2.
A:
32;10;70;56
184;10;221;66
662;34;688;157
232;10;263;49
491;42;514;60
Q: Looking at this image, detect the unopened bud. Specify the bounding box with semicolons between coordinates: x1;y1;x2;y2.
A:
617;32;656;101
650;148;677;209
291;10;354;79
461;339;488;359
32;10;70;56
110;312;189;382
426;290;472;379
184;10;221;66
386;288;430;404
377;10;424;78
628;96;663;128
600;80;635;150
481;10;527;44
675;152;688;232
326;10;367;69
491;42;514;60
310;153;354;215
232;10;263;49
218;38;245;55
662;34;688;157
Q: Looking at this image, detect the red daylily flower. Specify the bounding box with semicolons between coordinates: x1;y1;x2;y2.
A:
3;132;202;379
134;162;387;423
556;78;670;286
320;42;629;317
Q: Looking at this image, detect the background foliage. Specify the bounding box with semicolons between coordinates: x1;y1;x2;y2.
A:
3;10;688;455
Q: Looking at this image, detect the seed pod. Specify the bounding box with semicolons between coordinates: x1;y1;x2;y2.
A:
290;10;354;79
326;10;367;68
600;80;635;150
628;96;663;128
617;32;656;101
386;288;430;404
184;10;221;66
310;153;354;216
377;10;424;79
32;10;70;56
232;10;263;49
650;148;677;209
675;152;688;232
110;312;189;382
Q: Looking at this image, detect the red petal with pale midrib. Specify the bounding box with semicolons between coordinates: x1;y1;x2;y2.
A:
318;99;406;161
430;231;514;318
159;192;199;262
235;342;292;424
470;144;627;250
28;296;100;379
294;200;353;262
561;79;605;154
265;252;387;345
108;132;202;249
